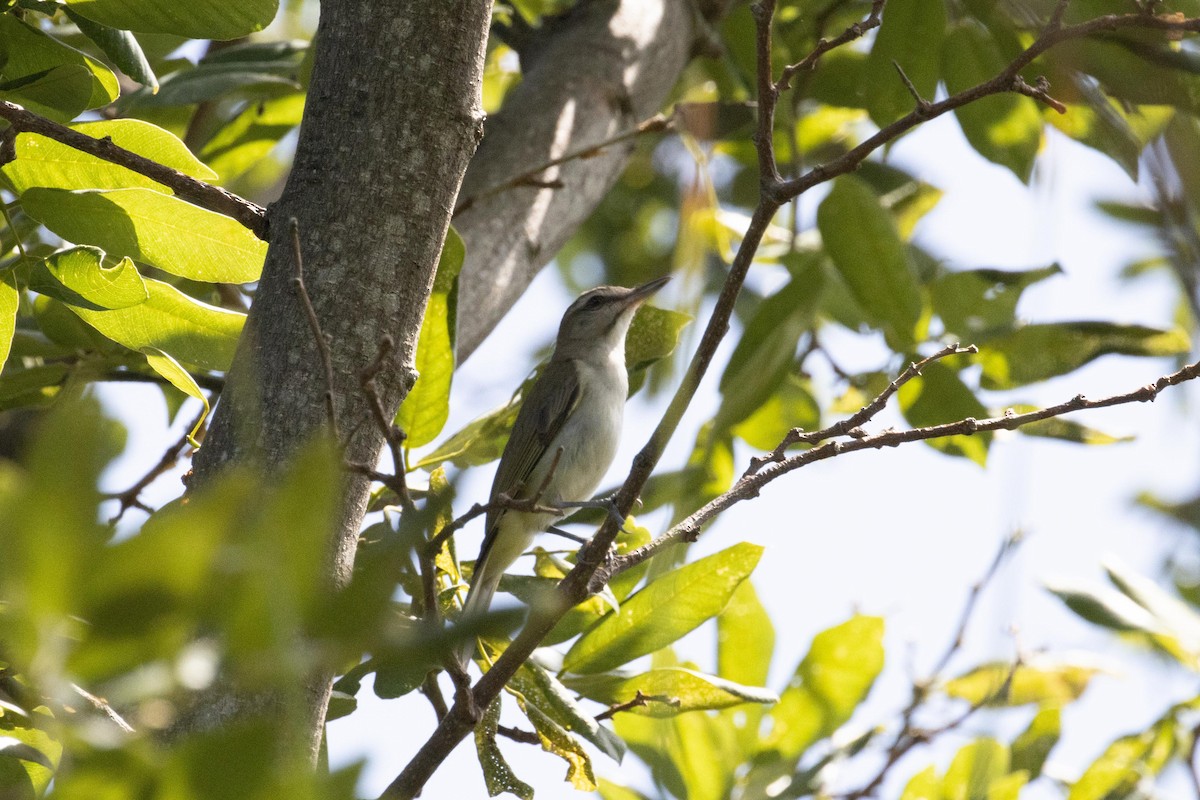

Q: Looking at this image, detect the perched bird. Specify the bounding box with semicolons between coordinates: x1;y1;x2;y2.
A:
458;276;670;664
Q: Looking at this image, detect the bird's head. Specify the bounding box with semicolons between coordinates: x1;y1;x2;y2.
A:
553;276;670;360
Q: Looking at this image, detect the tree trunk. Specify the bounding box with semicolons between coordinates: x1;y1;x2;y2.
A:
454;0;706;360
184;0;492;762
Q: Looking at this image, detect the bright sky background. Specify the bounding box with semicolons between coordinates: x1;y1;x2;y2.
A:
97;100;1200;797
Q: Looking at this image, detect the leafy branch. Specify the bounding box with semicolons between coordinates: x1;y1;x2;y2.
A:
0;100;268;239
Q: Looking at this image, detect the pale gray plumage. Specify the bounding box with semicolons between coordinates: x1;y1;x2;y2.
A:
458;276;670;665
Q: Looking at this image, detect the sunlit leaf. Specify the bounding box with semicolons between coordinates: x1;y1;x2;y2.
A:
200;94;305;182
944;660;1098;707
564;666;777;716
1012;706;1060;779
66;276;245;371
142;346;208;446
396;227;465;448
563;543;763;674
1006;404;1132;445
942;738;1015;800
3;120;215;194
21;188;266;284
0;15;119;113
764;615;884;760
29;247;148;311
626;304;691;395
0;274;17;374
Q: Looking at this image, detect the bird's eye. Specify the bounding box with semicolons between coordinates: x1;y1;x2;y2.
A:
585;296;603;309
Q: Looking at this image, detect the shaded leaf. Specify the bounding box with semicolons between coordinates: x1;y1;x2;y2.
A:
1011;706;1060;779
63;8;158;91
626;304;691;395
64;0;280;40
475;697;534;800
978;322;1190;389
1006;404;1132;445
898;360;991;465
0;14;118;112
931;264;1061;338
864;0;945;126
818;176;923;346
942;21;1042;181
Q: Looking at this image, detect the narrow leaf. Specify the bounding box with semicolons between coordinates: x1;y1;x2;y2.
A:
142;347;209;446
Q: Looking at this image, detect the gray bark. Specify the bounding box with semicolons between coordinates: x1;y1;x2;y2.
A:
185;0;492;762
454;0;702;360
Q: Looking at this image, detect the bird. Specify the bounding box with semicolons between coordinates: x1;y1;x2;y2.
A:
457;276;671;665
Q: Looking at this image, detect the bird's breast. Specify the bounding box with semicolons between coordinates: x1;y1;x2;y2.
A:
543;361;626;504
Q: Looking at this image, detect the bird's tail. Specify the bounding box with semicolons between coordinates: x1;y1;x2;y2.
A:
456;561;502;668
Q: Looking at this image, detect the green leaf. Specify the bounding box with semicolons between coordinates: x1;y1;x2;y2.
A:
510;660;625;763
597;779;652;800
900;765;941;800
864;0;945;126
395;228;464;449
817;176;923;346
626;304;692;394
63;7;158;91
135;41;304;106
1008;404;1132;445
944;660;1098;707
942;21;1042;181
931;264;1062;338
563;543;763;675
66;276;245;371
142;346;208;446
0;65;94;123
942;738;1013;800
414;391;521;470
716;263;822;431
3;120;216;194
21;188;266;283
199;93;305;182
898;360;991;466
1011;706;1060;779
64;0;280;40
517;699;597;792
564;667;778;716
764;615;884;760
1068;724;1177;800
0;273;17;374
475;698;534;800
0;718;61;796
718;579;773;690
978;322;1190;390
29;247;148;311
731;373;820;451
0;15;119;112
1047;78;1171;180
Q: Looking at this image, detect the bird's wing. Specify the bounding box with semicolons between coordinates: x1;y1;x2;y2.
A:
483;358;581;536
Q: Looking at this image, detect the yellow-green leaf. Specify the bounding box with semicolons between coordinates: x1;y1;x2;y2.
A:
563;543;763;675
944;660;1098;707
21;188;266;284
564;666;777;717
29;247;148;311
142;347;209;446
475;697;534;800
3;120;215;195
64;0;279;40
0;274;18;374
67;276;245;371
765;615;884;759
395;228;464;448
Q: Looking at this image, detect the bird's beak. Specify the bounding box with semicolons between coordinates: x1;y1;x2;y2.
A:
624;275;671;307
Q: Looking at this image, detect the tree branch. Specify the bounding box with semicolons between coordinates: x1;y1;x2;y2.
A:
0;100;268;239
610;357;1200;575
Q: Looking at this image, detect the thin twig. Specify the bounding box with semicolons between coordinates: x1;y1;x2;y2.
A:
892;60;932;111
453;112;675;216
594;690;678;722
70;683;135;733
497;724;541;744
748;344;976;474
774;0;886;92
104;404;208;523
361;336;413;509
290;218;341;443
420;672;449;723
0;101;267;239
608;357;1200;577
